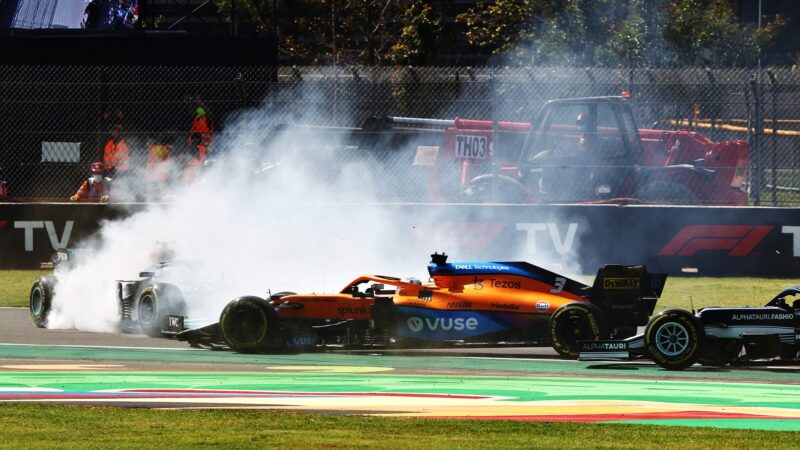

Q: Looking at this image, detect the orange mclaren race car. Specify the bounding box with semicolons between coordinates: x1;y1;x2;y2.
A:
173;253;667;357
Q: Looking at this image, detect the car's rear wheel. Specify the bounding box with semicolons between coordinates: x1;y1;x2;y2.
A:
549;302;608;358
137;284;183;337
30;276;56;328
644;309;703;370
219;296;280;353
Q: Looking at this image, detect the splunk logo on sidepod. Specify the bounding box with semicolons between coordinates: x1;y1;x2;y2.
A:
406;316;478;332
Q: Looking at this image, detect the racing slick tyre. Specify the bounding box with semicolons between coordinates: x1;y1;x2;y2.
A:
697;338;742;367
644;309;704;370
137;284;184;337
30;276;56;328
550;302;608;359
219;296;280;353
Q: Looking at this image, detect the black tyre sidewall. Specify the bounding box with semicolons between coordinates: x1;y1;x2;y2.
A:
644;310;702;370
219;296;278;353
137;285;174;337
549;302;608;358
30;276;55;328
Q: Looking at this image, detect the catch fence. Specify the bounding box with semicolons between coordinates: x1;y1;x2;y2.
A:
1;65;798;205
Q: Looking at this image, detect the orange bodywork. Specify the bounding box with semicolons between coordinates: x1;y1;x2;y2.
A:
273;272;586;321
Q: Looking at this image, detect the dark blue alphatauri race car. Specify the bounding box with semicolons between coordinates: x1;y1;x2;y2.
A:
579;286;800;370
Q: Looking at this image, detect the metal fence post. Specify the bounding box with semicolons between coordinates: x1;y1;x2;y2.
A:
628;69;634;98
749;73;763;206
96;67;109;163
705;69;717;137
767;70;778;206
490;70;499;199
453;70;461;106
291;66;302;122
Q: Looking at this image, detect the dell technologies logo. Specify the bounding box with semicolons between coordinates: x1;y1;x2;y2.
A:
407;316;478;333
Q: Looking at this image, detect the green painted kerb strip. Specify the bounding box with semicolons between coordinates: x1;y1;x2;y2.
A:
618;419;800;431
1;371;799;411
0;343;798;382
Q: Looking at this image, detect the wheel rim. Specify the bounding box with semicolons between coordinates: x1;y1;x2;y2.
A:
225;308;267;346
30;288;43;317
655;322;690;356
139;294;156;325
555;310;593;351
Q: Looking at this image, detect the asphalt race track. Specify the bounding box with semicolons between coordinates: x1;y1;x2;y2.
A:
2;307;800;430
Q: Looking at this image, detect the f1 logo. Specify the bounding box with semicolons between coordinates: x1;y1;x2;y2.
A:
659;225;773;256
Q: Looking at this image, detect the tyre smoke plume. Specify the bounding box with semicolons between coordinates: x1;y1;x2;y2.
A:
46;94;582;332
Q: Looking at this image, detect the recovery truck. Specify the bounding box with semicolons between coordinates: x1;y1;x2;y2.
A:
357;95;749;204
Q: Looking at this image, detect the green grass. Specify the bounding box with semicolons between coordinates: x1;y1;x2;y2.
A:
654;277;797;310
0;403;797;450
0;270;796;309
0;270;49;307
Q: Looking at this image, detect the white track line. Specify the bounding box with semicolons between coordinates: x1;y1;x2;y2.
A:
0;342;206;352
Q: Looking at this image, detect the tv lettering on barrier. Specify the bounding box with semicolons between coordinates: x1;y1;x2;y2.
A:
1;203;798;276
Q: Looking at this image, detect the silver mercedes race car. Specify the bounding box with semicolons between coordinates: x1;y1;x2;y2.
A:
29;250;210;337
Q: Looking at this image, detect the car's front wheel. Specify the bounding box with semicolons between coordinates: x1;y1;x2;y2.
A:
219;296;280;353
30;276;56;328
644;309;703;370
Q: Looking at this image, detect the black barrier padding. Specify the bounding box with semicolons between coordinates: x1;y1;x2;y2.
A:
0;203;143;269
0;30;278;67
0;203;798;276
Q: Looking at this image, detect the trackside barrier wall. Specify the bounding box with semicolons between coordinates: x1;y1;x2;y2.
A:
0;203;799;276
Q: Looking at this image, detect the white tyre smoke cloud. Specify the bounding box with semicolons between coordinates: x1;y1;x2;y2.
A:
46;89;581;332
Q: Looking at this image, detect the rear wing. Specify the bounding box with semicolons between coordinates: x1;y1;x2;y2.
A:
584;265;667;327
